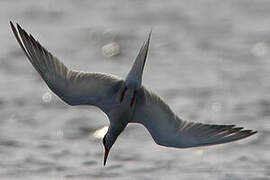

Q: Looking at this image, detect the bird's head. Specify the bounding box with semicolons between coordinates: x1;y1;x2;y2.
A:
102;133;113;166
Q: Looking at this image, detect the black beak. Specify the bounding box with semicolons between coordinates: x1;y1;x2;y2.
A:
104;148;110;166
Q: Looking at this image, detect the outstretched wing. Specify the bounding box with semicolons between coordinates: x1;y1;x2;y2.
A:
10;22;123;112
132;87;257;148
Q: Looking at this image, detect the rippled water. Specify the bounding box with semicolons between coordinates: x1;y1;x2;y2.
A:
0;0;269;179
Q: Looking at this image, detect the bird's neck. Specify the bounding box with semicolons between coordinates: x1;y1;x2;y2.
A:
106;122;127;148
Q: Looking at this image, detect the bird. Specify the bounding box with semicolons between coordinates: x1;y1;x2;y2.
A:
10;21;257;166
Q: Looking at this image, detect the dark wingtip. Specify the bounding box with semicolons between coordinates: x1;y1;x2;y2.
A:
16;23;22;31
251;130;258;135
242;129;258;138
10;21;16;31
229;127;244;133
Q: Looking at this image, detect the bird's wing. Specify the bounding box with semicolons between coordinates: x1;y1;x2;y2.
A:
132;87;257;148
10;22;123;112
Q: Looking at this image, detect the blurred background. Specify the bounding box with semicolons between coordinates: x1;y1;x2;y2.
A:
0;0;269;179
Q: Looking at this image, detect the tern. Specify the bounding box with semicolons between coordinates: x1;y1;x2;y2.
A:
10;21;257;166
